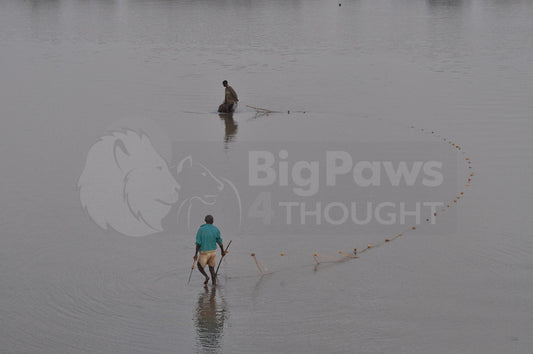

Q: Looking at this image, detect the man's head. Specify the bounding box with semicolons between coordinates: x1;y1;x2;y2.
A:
222;80;228;87
205;214;214;224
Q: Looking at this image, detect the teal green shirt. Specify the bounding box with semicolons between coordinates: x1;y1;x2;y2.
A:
196;224;222;252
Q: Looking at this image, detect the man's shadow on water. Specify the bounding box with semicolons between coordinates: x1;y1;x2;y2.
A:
219;113;238;147
194;286;228;353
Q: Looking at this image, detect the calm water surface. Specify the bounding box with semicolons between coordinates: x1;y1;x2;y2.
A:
1;0;532;353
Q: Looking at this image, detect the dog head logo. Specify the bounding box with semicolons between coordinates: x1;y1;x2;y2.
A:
175;156;242;233
78;130;179;237
176;156;224;204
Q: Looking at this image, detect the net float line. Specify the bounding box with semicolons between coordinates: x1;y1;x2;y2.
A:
315;252;347;263
227;124;475;277
246;105;307;115
342;124;475;261
409;124;475;203
338;251;358;259
369;125;473;259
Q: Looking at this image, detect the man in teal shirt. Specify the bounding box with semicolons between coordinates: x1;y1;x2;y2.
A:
194;215;225;285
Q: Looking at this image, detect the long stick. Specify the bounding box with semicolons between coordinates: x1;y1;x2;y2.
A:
215;240;232;278
251;253;264;274
187;259;195;285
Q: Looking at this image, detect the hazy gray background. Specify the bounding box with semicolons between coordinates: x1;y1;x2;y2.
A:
1;0;532;353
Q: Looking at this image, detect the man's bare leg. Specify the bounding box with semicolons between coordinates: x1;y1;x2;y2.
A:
197;263;210;285
209;266;217;285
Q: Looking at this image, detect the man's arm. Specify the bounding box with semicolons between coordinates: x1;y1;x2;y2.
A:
216;231;224;256
230;87;238;102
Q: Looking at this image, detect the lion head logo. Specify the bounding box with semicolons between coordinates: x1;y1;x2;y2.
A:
78;130;179;237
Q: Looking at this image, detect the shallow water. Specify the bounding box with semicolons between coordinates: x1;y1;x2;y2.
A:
1;0;532;353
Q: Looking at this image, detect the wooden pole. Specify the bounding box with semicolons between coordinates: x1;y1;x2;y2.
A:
215;240;232;278
187;259;195;285
251;253;264;274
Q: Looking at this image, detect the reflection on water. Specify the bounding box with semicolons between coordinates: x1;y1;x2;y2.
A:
194;287;228;354
426;0;463;8
219;113;238;148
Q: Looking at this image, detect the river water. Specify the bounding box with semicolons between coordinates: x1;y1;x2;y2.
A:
1;0;532;353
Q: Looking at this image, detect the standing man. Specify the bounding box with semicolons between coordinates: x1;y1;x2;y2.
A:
222;80;238;112
194;215;225;285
